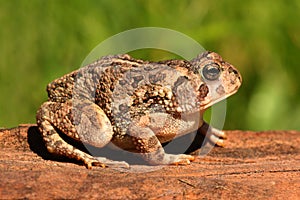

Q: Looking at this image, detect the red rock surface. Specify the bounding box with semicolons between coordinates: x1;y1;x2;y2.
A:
0;125;299;199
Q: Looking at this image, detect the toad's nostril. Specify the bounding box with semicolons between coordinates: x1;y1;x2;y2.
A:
229;67;239;76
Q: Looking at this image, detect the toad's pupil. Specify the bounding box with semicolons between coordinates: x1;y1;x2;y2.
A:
202;64;221;81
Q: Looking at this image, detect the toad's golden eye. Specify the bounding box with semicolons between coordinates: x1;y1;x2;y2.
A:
202;63;221;81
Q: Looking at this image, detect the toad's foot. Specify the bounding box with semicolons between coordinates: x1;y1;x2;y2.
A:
199;122;227;147
208;127;227;147
95;157;130;168
143;150;195;166
170;154;195;165
81;156;130;169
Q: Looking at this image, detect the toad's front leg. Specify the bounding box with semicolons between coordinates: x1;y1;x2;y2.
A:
125;120;194;165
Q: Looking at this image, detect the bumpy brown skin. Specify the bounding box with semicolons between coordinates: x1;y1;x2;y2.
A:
36;51;242;169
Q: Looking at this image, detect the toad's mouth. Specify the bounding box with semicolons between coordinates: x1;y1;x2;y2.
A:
201;89;239;110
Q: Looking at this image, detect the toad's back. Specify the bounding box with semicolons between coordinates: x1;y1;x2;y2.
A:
45;54;140;103
45;54;197;113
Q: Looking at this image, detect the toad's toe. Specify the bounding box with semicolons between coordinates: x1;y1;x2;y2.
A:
208;134;226;147
171;154;195;165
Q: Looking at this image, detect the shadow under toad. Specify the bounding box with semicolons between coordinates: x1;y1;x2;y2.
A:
27;126;206;167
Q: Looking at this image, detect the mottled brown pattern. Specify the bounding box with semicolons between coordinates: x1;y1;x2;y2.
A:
36;51;242;168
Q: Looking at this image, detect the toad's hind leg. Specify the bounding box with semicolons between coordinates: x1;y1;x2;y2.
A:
36;100;129;169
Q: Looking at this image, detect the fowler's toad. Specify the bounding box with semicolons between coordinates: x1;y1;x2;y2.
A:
36;51;242;169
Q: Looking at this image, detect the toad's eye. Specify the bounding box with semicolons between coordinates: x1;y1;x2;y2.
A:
202;63;221;81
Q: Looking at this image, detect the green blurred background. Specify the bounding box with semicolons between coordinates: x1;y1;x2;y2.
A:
0;0;299;130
